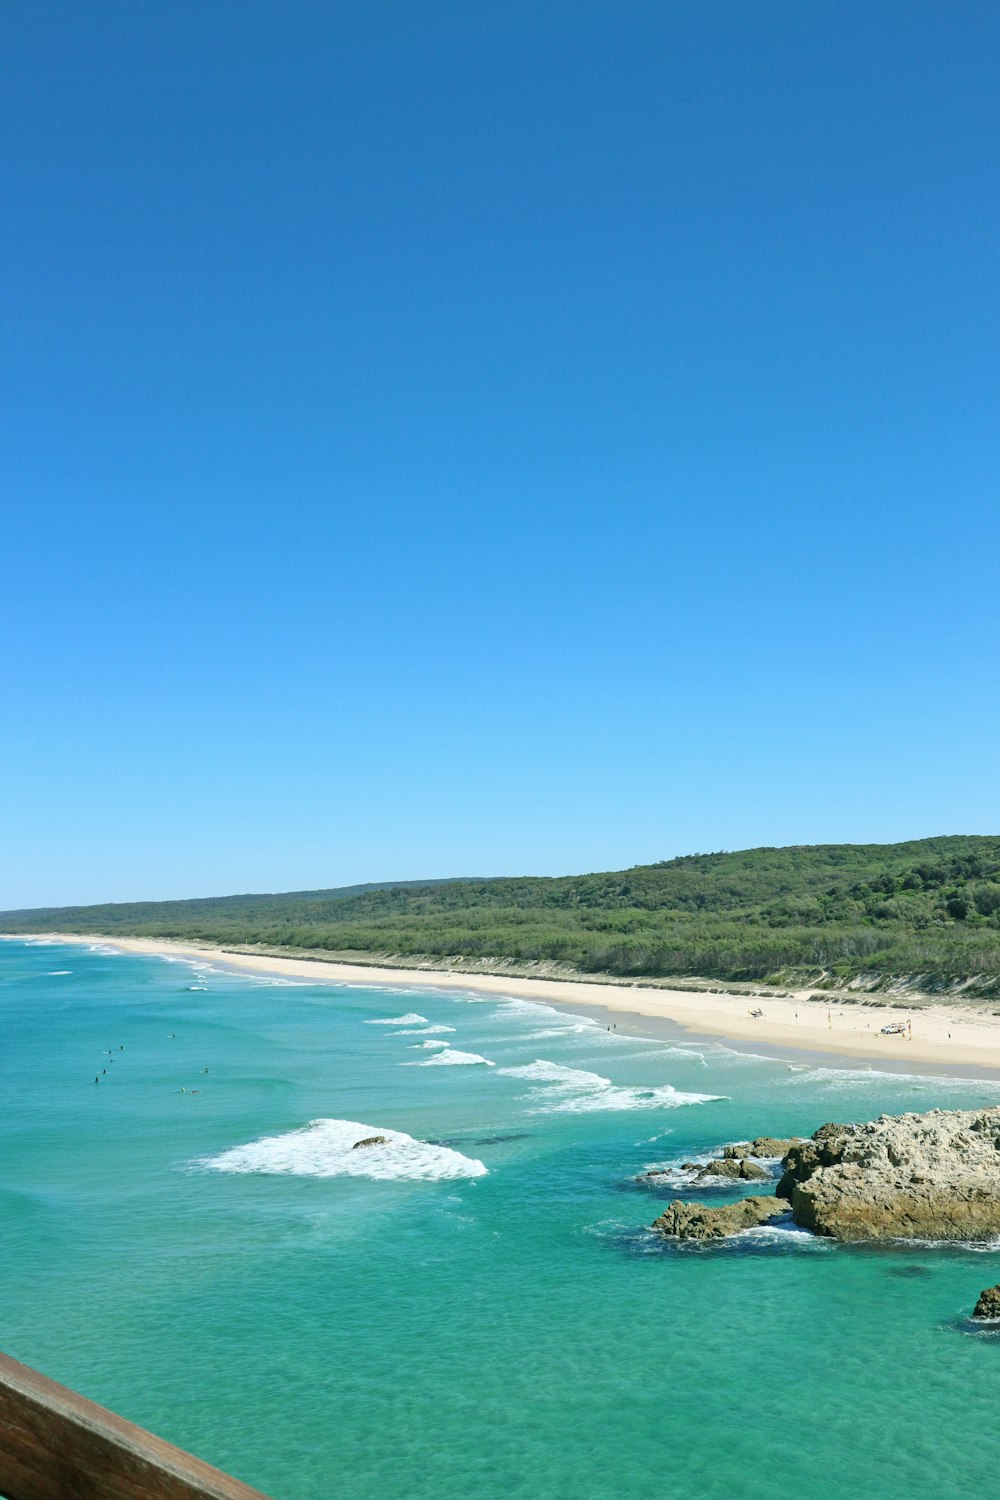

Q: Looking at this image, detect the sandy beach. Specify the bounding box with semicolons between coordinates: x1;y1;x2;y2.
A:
17;932;1000;1075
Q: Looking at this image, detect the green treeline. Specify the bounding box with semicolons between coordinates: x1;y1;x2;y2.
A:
5;836;1000;989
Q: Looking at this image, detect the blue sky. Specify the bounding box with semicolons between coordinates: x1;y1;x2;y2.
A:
3;1;998;906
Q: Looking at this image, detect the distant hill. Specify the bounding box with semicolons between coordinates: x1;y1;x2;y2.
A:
4;836;1000;994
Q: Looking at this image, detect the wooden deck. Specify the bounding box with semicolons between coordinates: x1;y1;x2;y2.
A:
0;1352;273;1500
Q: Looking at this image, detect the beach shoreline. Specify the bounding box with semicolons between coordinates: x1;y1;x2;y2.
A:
9;931;1000;1078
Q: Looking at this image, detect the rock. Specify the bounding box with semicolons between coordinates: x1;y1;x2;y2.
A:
973;1285;1000;1319
697;1158;770;1183
643;1158;770;1185
776;1125;852;1200
652;1195;787;1240
779;1109;1000;1241
352;1135;387;1149
724;1137;798;1161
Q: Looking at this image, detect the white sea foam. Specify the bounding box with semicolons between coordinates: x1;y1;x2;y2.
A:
880;1233;1000;1252
794;1066;1000;1094
391;1024;456;1036
492;998;597;1029
46;970;72;976
365;1013;428;1026
412;1039;451;1049
199;1118;487;1181
249;976;317;987
640;1155;716;1188
498;1058;721;1113
414;1048;495;1067
735;1217;820;1247
521;1023;601;1040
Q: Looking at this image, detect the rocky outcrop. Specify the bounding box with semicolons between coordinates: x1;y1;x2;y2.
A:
725;1137;798;1161
642;1139;792;1188
652;1195;788;1240
352;1135;387;1149
690;1158;770;1182
642;1158;769;1184
973;1285;1000;1319
650;1108;1000;1245
777;1109;1000;1241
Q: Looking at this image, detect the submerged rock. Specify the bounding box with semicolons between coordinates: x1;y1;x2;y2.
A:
972;1285;1000;1319
778;1110;1000;1241
652;1195;787;1240
352;1135;387;1149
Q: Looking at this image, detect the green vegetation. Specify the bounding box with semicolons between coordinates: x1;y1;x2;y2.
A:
5;836;1000;992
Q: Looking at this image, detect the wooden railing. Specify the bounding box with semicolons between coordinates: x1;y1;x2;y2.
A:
0;1352;273;1500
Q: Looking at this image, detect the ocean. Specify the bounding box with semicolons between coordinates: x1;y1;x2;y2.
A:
2;939;999;1499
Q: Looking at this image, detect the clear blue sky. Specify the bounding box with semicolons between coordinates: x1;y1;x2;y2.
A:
3;1;998;907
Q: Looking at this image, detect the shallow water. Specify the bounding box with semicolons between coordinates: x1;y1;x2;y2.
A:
2;940;999;1499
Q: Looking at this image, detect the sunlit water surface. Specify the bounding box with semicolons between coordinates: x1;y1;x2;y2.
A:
2;940;999;1498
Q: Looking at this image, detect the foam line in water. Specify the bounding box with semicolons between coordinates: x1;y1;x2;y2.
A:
250;977;317;987
199;1118;487;1181
492;998;598;1028
412;1040;451;1049
391;1024;456;1035
365;1013;428;1026
498;1058;721;1113
792;1067;1000;1093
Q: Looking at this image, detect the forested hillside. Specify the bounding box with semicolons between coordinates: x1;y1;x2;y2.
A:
4;837;1000;991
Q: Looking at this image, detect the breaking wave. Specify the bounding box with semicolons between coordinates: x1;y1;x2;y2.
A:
497;1059;722;1113
413;1047;495;1067
365;1013;428;1026
391;1024;456;1036
198;1118;487;1181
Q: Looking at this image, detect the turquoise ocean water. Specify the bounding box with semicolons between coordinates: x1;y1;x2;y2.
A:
2;938;1000;1499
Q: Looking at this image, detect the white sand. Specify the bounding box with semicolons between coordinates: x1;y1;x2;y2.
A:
15;932;1000;1075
